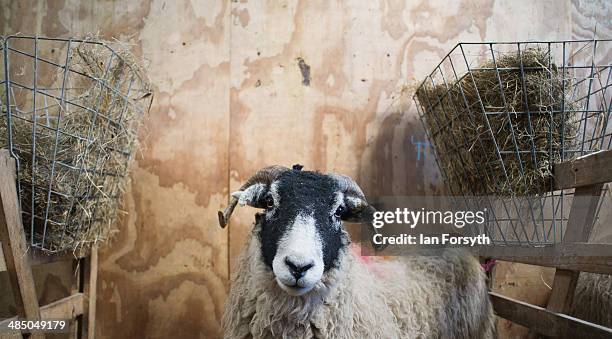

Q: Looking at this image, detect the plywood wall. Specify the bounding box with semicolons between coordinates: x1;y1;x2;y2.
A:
0;1;609;338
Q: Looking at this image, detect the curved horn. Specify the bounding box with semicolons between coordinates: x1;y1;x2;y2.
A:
329;173;386;251
217;165;290;228
328;173;366;200
328;173;371;218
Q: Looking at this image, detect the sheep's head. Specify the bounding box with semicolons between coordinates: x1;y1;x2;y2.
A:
218;165;374;296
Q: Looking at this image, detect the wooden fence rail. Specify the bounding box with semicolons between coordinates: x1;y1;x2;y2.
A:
486;149;612;337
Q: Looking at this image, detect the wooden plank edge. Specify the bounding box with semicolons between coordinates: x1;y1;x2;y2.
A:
0;293;84;336
0;243;86;272
0;293;85;325
477;243;612;275
86;245;98;339
41;293;85;319
546;183;603;313
490;292;612;338
0;331;22;339
554;149;612;189
0;150;42;339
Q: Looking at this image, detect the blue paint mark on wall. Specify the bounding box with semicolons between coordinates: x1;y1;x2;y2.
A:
411;135;432;162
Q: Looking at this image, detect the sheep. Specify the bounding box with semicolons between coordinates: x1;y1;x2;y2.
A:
218;166;496;338
570;272;612;328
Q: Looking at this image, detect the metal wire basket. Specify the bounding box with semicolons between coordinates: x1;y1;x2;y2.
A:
414;39;611;246
0;35;151;253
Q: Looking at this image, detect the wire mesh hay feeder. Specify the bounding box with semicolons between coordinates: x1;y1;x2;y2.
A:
0;36;152;253
414;40;611;246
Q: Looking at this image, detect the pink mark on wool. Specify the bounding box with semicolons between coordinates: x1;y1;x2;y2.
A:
481;259;496;273
350;244;374;264
349;244;390;277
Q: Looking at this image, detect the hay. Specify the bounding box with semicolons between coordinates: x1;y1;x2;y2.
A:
0;37;151;253
416;49;577;196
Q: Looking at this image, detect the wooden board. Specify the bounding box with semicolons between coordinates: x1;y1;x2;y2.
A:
0;293;85;336
554;150;612;190
69;256;81;338
547;183;604;312
0;245;83;272
39;293;85;320
491;292;612;338
478;243;612;275
86;245;98;339
0;150;42;339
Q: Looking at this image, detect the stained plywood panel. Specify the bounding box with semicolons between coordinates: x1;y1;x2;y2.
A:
95;1;231;337
1;1;230;338
571;0;611;39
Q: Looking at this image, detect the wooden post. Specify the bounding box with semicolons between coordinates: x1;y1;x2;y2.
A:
546;183;604;312
0;150;43;339
70;258;84;339
83;244;98;339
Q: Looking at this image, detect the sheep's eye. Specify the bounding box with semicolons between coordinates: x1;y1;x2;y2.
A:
334;206;344;218
265;196;274;209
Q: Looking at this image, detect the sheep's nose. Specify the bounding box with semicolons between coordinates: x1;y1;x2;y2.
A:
284;256;314;279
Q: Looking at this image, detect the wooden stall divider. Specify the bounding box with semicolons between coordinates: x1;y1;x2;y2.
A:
0;150;97;339
482;149;612;338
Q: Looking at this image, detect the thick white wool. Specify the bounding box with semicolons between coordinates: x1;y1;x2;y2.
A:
223;226;495;339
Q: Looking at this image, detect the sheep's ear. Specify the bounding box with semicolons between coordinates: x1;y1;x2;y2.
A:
341;196;376;223
232;183;269;208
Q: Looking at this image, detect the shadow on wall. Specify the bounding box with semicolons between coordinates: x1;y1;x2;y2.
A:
343;93;445;240
360;94;444;200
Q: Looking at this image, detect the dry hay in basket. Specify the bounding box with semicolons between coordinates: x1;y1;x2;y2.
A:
416;49;577;196
0;38;151;253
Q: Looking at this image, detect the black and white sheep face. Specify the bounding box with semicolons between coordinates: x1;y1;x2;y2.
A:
232;170;357;296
